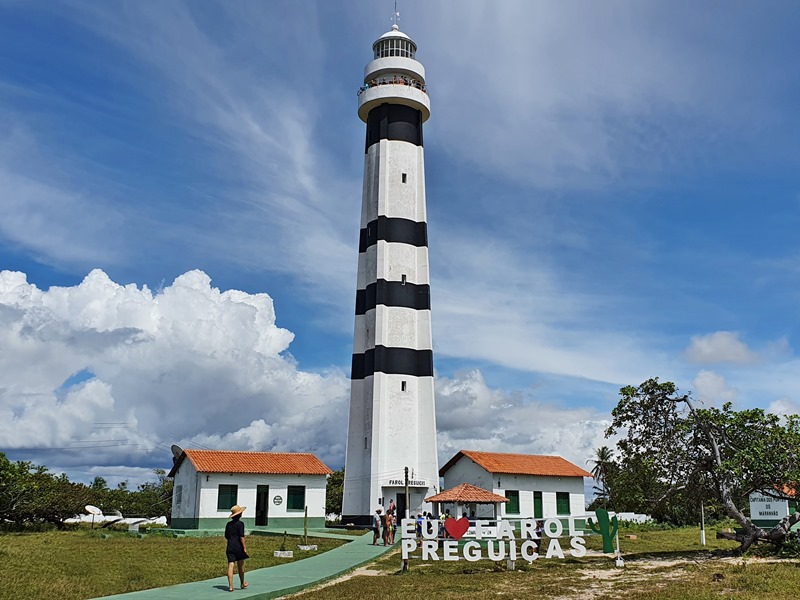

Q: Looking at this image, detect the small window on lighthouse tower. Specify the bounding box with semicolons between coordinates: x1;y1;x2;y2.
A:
402;173;407;183
401;381;407;392
401;274;407;285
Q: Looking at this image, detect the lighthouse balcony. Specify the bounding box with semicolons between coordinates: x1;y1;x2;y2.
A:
357;81;430;123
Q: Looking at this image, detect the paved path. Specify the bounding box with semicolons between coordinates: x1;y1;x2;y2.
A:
98;532;394;599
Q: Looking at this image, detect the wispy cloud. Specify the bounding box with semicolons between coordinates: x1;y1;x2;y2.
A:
415;0;798;188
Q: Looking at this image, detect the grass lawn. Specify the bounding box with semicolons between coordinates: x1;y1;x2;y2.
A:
3;525;798;600
290;526;800;600
0;529;345;600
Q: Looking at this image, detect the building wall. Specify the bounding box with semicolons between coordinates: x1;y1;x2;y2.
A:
171;460;199;522
171;465;328;529
442;457;587;520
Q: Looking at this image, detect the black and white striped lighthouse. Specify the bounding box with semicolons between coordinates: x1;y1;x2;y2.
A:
341;24;439;524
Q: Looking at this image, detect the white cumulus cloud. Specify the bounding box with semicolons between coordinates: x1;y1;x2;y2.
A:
691;370;738;406
435;370;610;471
685;331;759;365
0;269;349;474
1;269;610;485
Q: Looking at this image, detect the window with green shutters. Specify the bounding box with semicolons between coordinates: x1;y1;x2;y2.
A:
556;492;570;515
287;485;306;511
217;484;238;511
533;491;543;519
505;490;520;514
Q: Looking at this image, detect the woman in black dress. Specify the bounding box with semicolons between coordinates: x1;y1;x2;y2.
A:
225;505;249;592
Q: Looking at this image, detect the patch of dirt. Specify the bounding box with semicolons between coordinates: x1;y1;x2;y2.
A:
283;566;383;597
282;554;799;599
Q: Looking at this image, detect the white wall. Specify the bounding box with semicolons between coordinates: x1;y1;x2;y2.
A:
171;460;199;520
442;457;586;519
343;137;439;520
198;473;328;520
171;461;327;521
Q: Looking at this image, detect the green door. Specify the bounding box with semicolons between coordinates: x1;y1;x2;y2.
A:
256;485;269;526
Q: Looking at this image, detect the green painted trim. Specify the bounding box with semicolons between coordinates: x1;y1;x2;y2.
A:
170;517;199;529
169;516;326;530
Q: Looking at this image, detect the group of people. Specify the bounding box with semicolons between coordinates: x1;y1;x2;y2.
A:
373;502;473;544
357;76;427;95
372;499;399;546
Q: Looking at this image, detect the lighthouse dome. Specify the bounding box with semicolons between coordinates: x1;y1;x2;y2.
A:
373;24;417;59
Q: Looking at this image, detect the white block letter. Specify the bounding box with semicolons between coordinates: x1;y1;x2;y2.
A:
544;518;563;538
443;540;459;561
545;538;564;559
520;540;539;562
497;520;516;540
487;540;507;561
520;519;536;539
568;517;583;537
475;521;489;540
401;518;416;539
421;540;439;561
463;541;482;562
401;539;416;559
421;520;437;540
570;536;586;558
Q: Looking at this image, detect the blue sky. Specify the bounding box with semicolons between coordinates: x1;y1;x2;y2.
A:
1;0;800;488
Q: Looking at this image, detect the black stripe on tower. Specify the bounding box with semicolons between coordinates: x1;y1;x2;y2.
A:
359;216;427;252
355;280;430;314
351;346;434;379
365;103;423;152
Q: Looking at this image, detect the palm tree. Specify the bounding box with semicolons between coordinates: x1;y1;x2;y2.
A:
587;446;615;507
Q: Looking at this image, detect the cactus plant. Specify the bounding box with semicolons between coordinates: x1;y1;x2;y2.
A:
280;530;288;552
587;508;618;553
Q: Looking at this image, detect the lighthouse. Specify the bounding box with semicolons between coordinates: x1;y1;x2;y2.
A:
341;24;439;524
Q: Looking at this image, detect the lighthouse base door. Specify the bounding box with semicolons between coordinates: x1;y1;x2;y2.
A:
397;494;407;520
383;488;407;519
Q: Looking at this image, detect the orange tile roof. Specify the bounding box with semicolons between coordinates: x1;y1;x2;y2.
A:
170;449;332;477
425;483;509;504
440;450;592;478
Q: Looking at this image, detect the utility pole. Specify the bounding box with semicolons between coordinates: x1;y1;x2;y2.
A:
700;502;706;545
405;466;410;520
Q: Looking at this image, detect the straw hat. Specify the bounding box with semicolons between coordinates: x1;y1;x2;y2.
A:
229;505;246;518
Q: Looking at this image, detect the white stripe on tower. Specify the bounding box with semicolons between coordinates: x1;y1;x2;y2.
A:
342;24;439;524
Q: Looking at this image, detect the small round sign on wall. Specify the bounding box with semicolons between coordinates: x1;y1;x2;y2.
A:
273;496;283;506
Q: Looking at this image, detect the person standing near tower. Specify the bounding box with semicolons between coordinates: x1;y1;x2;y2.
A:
342;22;440;527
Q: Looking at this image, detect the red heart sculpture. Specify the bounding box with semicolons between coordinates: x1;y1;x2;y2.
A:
444;517;470;540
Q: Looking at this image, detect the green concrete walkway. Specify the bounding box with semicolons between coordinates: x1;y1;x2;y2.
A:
98;532;395;599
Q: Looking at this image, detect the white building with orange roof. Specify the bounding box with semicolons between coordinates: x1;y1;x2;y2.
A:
439;450;592;521
168;449;332;529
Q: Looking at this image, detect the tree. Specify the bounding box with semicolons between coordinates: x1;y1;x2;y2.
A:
20;472;92;528
90;476;108;491
606;378;800;552
0;453;35;524
0;454;93;529
129;469;173;518
325;468;344;516
587;446;615;507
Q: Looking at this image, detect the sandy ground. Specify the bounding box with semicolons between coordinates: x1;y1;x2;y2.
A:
284;552;797;599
